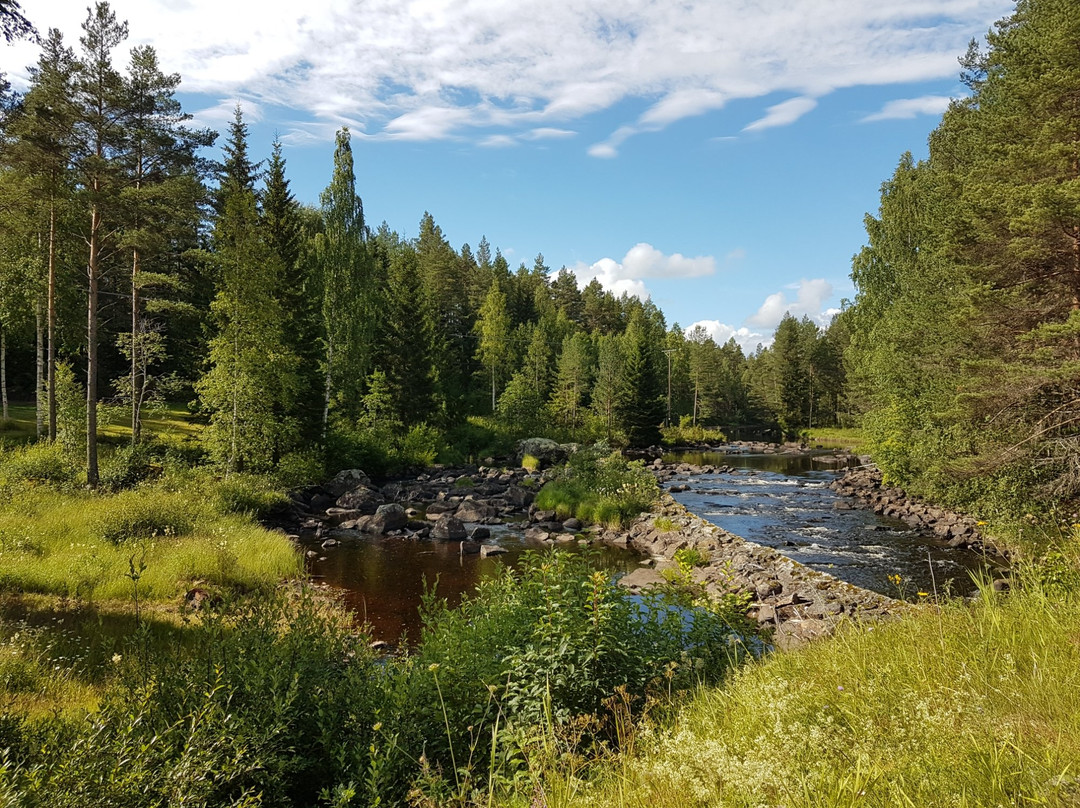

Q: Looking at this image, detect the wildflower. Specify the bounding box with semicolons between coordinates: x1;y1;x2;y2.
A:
111;653;122;664
918;591;929;597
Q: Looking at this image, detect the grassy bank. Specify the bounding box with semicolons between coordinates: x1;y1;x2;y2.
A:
533;448;659;528
516;566;1080;808
799;427;867;452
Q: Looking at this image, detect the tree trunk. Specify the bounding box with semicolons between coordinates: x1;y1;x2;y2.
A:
47;202;57;441
491;362;496;412
1;325;7;421
87;204;100;488
35;302;44;437
131;247;141;445
323;339;333;439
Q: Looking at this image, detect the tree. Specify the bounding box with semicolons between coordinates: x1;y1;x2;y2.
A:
119;43;211;443
550;332;592;431
316;127;369;431
198;172;298;471
70;1;131;486
591;334;623;441
476;277;510;411
8;27;77;440
616;310;665;446
0;0;36;43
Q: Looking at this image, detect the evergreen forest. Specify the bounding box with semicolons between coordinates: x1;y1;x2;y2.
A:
0;1;1078;806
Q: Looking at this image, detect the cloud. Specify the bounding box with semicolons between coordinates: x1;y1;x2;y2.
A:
567;242;718;300
746;278;834;329
478;134;517;148
685;320;766;353
724;247;746;261
3;0;1012;147
522;127;576;140
743;96;818;132
861;94;953;122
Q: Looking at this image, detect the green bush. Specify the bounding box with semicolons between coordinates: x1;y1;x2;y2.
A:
661;416;727;446
0;443;79;486
94;490;195;545
534;447;659;528
212;474;289;518
99;443;160;492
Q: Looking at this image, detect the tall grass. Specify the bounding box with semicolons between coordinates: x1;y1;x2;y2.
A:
0;465;300;602
534;449;658;528
532;571;1080;808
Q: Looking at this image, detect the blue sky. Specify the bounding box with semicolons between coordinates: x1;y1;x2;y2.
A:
3;0;1015;349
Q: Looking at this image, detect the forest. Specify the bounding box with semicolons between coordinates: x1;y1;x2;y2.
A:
0;0;1078;806
0;2;848;488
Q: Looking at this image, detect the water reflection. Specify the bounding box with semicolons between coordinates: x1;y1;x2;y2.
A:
303;530;639;642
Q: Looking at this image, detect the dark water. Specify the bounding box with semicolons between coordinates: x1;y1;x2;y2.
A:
663;450;994;600
303;527;639;642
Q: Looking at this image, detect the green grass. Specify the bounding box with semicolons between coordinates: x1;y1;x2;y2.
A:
524;574;1080;808
800;427;867;452
0;467;300;602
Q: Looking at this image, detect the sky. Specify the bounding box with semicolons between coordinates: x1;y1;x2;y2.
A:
2;0;1016;351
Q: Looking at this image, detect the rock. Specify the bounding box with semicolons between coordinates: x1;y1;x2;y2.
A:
991;577;1010;593
335;487;385;513
367;503;408;534
562;517;583;532
425;501;456;516
524;527;551;542
324;507;365;526
480;544;508;557
756;603;777;623
432;515;467;541
321;538;338;548
469;526;491;540
532;509;557;523
456;501;494;522
516;437;572;468
324;469;372;498
618;567;668;593
459;541;482;555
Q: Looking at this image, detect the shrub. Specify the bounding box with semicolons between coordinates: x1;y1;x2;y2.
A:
99;443;160;492
95;490;195;545
534;447;659;528
661;416;727;446
212;474;289;518
0;443;79;486
397;423;441;468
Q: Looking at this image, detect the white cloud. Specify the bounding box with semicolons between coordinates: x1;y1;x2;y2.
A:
478;134;517;148
2;0;1012;147
746;278;834;329
861;94;953;122
724;247;746;261
522;127;577;140
686;320;766;353
743;96;818;132
567;242;717;300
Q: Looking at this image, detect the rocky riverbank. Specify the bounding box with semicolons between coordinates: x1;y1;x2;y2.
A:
597;494;905;650
828;466;1001;557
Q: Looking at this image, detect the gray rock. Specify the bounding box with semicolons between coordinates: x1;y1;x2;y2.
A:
480;544;508;557
562;517;583;532
432;515;467;541
324;469;372;498
335;487;385;513
459;541;482;555
456;501;494;522
367;503;407;534
469;526;491;540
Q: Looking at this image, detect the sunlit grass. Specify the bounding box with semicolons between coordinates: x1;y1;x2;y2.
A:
526;576;1080;808
801;427;867;452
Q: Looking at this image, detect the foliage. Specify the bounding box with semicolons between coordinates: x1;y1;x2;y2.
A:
661;417;727;446
547;573;1080;808
534;448;658;528
0;442;78;487
212;473;290;519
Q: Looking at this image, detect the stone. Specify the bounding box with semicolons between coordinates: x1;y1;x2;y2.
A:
324;507;365;525
335;487;385;513
562;517;583;532
368;503;407;534
516;437;571;468
455;501;494;522
432;515;467;541
459;541;482;555
524;527;551;542
480;545;508;557
324;469;372;498
469;526;491;540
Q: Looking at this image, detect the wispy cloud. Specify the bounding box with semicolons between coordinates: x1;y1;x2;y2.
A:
861;94;953;122
686;320;766;353
3;0;1011;148
743;96;818;132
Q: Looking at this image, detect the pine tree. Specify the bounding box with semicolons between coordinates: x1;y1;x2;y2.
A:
550;332;592;430
616;310;664;447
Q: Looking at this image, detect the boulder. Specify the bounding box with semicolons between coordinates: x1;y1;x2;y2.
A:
455;501;494;523
324;469;372;498
480;544;508;557
432;515;467;541
367;504;407;534
335;487;385;513
469;526;491;540
516;437;572;468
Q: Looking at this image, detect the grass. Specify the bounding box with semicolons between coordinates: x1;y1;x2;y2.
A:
0;400;202;449
522;572;1080;808
800;427;867;452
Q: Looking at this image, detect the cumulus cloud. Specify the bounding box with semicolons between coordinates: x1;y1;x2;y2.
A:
2;0;1011;147
743;96;818;132
568;242;718;300
861;94;953;122
746;278;835;329
686;320;767;353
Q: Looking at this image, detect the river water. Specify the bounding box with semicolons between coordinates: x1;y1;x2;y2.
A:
303;450;994;641
663;450;992;600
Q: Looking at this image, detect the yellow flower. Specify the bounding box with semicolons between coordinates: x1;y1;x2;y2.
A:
917;592;929;597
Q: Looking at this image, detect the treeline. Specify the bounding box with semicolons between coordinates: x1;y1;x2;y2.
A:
0;2;850;485
846;0;1080;528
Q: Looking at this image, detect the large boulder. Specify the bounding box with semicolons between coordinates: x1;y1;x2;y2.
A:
335;486;385;513
366;503;407;534
324;469;372;498
455;500;495;523
516;438;572;469
431;515;467;541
